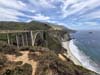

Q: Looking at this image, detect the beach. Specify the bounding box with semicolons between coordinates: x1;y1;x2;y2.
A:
62;40;82;66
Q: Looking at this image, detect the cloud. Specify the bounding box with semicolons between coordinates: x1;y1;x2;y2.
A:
0;0;25;10
0;0;37;13
0;0;37;21
0;7;21;21
18;1;26;7
0;6;36;21
28;0;56;9
80;11;100;20
0;0;100;30
61;0;100;18
83;22;99;26
32;14;50;21
0;13;18;21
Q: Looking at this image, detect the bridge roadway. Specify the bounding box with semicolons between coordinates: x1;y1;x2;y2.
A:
0;30;61;34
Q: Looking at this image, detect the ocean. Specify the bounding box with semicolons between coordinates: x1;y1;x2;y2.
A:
69;30;100;74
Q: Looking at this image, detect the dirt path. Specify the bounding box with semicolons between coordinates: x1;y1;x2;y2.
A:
6;51;37;75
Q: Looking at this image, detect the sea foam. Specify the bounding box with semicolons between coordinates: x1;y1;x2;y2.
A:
69;40;100;74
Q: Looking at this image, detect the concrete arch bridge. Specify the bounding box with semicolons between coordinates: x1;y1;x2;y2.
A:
0;30;69;48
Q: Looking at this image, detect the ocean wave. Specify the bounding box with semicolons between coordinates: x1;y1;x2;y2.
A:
69;40;100;74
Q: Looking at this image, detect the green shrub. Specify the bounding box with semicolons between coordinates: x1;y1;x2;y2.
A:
2;63;32;75
0;53;7;68
0;41;22;56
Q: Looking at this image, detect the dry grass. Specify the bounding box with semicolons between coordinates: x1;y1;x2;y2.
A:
0;46;98;75
5;51;37;75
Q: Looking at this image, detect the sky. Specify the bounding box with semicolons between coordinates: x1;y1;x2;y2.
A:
0;0;100;30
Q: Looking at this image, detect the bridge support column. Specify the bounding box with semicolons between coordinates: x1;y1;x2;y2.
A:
41;31;44;40
7;33;10;45
16;34;19;48
21;33;25;46
25;32;28;46
45;33;48;47
30;31;34;46
43;31;48;47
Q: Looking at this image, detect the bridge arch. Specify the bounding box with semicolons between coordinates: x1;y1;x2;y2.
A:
33;31;47;46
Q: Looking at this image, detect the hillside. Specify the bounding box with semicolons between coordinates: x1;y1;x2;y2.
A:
0;44;99;75
49;24;74;32
0;21;51;30
0;21;99;75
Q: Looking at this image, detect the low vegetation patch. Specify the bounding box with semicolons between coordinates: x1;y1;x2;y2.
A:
0;42;98;75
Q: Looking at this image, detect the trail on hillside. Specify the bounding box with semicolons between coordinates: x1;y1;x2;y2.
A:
6;51;37;75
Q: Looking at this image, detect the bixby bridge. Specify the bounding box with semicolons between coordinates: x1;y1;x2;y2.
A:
0;30;69;48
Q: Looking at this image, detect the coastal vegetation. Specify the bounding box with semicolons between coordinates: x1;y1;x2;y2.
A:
0;21;99;75
0;21;51;30
0;44;98;75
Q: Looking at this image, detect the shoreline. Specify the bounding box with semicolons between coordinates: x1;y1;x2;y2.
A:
62;40;100;74
62;40;82;66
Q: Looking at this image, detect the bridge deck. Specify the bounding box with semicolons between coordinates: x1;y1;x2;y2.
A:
0;30;61;34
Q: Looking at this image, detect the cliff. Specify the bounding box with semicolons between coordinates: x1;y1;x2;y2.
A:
0;21;99;75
